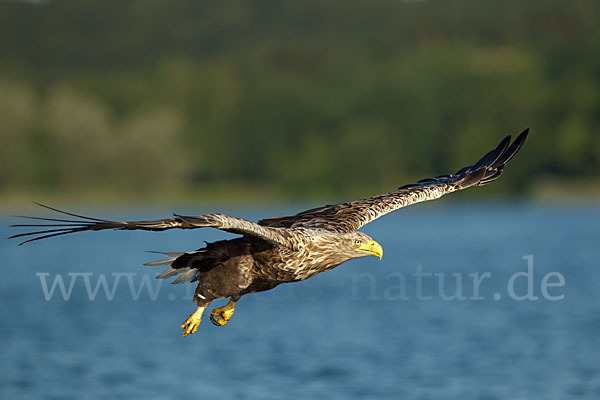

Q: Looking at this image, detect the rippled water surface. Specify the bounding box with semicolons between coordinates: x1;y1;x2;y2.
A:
1;202;599;399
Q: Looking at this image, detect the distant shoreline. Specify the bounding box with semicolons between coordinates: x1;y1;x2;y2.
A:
1;181;598;211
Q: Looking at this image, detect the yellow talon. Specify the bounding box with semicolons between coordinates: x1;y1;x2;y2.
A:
181;306;205;337
210;299;236;327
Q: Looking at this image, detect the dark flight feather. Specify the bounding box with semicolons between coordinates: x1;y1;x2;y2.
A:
258;129;529;233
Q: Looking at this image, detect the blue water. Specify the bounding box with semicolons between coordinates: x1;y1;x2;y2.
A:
1;202;599;399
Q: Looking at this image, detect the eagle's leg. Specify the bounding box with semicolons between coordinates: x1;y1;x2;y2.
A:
181;306;206;337
210;298;237;327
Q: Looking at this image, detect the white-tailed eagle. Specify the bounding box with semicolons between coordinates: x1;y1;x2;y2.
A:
11;129;528;336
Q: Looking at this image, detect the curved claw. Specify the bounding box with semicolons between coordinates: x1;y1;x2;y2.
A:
209;300;235;327
210;312;230;326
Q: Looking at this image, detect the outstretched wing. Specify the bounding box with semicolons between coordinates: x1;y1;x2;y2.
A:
10;203;297;248
259;129;529;233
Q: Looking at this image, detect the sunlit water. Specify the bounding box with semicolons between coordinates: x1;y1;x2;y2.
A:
1;202;599;399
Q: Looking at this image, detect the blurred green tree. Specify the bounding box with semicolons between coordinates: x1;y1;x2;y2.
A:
0;0;598;203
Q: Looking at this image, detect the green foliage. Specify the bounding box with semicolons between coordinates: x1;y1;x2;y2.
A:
1;0;599;202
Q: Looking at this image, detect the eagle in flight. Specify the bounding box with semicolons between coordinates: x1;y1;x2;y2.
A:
12;129;528;336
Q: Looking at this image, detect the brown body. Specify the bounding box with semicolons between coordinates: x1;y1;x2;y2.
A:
187;238;283;305
173;230;367;307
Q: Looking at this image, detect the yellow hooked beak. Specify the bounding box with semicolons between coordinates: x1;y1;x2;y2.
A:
355;240;383;260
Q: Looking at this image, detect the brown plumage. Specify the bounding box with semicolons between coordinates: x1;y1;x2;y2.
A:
11;129;528;335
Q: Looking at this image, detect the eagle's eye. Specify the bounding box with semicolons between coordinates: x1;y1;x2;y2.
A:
354;240;362;245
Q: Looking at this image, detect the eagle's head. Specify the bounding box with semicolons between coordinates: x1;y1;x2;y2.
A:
345;232;383;260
